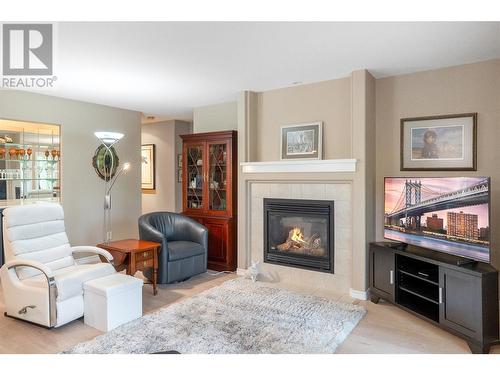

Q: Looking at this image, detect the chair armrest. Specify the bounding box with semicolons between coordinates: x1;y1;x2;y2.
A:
183;219;208;249
2;259;58;327
139;219;166;244
72;246;114;264
4;259;54;279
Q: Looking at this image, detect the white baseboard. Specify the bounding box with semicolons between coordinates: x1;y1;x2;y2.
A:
236;268;247;276
349;288;369;300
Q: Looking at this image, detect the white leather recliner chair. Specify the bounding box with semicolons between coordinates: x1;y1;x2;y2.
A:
0;203;116;327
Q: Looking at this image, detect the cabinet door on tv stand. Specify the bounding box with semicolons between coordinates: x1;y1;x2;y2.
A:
369;245;395;303
439;267;482;343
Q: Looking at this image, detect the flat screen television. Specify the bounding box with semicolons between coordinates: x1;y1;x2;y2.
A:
384;177;490;263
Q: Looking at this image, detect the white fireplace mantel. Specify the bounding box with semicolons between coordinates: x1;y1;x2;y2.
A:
240;159;357;174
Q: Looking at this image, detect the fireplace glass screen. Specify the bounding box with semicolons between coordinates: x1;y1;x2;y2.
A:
268;214;328;258
264;198;334;273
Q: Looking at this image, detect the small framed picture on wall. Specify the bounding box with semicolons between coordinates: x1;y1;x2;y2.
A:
280;122;323;160
141;144;156;190
400;113;477;171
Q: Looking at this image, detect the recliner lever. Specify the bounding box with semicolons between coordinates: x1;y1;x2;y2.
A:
18;305;36;315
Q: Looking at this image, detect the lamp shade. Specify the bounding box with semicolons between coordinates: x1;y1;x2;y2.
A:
94;131;124;146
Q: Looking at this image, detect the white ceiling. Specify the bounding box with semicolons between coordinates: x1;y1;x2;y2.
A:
34;22;500;120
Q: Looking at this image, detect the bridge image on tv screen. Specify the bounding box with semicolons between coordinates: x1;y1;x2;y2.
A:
384;177;490;262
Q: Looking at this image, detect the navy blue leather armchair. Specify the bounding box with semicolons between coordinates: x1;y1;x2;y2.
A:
138;212;208;284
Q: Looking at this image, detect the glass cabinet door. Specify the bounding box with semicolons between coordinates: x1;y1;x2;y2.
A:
22;132;60;203
208;141;228;213
185;144;204;210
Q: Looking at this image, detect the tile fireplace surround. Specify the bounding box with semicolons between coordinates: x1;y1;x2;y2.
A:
245;181;353;294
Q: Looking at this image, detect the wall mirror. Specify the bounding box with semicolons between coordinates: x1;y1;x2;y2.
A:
0;118;61;206
92;144;119;180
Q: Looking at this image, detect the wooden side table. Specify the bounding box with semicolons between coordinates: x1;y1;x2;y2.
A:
97;239;161;295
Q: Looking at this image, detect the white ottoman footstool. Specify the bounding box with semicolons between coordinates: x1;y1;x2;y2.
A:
83;273;143;332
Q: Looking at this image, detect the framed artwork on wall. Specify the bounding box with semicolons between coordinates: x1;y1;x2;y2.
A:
141;144;156;190
280;122;323;160
400;113;477;171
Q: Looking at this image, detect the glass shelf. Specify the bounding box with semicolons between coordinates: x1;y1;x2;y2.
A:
0;143;59;148
1;159;59;163
0;178;59;181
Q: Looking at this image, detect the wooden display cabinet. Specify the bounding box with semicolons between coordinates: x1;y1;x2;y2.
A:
180;131;237;271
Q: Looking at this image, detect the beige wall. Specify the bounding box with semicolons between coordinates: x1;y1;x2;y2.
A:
142;120;176;213
193;101;237;132
237;72;375;295
190;60;500;296
351;70;376;292
0;90;142;246
255;78;351;161
141;120;191;214
375;59;500;272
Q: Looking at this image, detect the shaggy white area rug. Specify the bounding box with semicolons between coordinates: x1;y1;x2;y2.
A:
63;278;366;354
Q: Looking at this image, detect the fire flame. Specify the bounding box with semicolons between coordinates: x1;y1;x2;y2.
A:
291;227;307;243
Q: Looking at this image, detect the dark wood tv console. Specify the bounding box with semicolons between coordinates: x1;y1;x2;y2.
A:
369;242;499;353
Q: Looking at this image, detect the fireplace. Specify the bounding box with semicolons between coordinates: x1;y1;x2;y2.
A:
263;198;334;273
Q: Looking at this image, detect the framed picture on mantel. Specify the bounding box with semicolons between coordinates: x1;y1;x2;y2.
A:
280;122;323;160
400;113;477;171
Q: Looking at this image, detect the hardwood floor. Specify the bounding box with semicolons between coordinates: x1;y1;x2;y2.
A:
0;272;498;354
0;272;235;354
254;280;500;354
